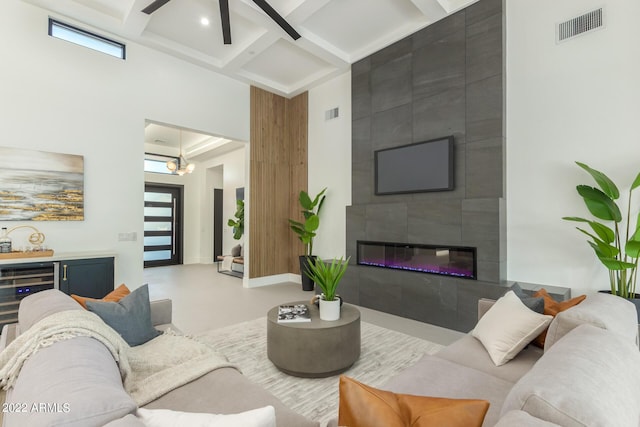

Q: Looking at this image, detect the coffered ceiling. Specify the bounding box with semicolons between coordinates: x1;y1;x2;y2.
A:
23;0;479;98
144;122;245;160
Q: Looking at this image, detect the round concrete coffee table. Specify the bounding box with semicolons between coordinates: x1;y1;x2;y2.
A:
267;301;361;378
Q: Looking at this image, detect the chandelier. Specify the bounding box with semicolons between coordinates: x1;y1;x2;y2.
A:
166;130;195;175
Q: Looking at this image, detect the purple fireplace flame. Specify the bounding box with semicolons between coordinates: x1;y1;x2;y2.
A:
357;241;477;280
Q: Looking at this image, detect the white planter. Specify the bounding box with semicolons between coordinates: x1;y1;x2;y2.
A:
319;298;341;321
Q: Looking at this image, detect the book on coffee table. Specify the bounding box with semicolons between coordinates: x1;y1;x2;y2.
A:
278;304;311;323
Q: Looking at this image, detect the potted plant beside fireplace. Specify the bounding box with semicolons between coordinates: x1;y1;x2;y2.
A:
305;256;350;321
289;188;326;291
563;161;640;321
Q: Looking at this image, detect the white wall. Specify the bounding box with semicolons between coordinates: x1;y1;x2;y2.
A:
1;0;249;288
506;0;640;293
308;71;352;259
199;147;247;263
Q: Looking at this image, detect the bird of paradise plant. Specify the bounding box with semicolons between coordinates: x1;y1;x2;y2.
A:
563;162;640;298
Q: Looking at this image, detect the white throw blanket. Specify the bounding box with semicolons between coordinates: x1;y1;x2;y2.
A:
221;255;234;271
0;309;238;405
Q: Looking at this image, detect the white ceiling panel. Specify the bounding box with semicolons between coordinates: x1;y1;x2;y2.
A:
241;39;334;89
250;0;304;17
302;0;425;56
72;0;131;20
144;0;262;59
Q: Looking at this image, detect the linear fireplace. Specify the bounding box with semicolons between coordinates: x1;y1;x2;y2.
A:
357;241;477;280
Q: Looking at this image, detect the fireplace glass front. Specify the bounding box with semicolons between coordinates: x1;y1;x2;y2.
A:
357;241;476;279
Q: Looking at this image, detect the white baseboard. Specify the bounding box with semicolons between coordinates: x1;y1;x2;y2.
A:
245;273;301;288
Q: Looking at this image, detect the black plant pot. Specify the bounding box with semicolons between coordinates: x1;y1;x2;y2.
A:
299;255;317;291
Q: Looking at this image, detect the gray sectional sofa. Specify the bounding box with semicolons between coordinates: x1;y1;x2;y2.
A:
380;293;640;426
0;289;318;427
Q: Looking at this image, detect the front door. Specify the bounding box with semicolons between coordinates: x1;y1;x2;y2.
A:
213;188;223;261
144;184;183;267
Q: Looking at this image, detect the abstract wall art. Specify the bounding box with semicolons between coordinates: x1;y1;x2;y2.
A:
0;147;84;221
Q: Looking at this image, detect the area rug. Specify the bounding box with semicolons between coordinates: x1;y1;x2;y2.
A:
197;317;444;426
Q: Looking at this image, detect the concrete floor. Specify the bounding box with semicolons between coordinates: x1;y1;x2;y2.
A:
144;263;464;346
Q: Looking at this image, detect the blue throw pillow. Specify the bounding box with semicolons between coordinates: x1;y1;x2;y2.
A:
511;283;545;314
86;284;161;346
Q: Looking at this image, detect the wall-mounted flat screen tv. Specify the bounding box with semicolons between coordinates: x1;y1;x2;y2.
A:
375;136;454;195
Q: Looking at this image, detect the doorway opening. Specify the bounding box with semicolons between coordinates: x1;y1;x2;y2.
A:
143;120;248;273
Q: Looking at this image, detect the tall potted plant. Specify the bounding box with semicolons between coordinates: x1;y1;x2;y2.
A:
563;162;640;320
305;257;350;320
289;188;326;291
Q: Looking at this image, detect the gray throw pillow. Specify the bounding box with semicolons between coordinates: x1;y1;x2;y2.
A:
86;284;161;346
231;244;241;257
510;283;544;314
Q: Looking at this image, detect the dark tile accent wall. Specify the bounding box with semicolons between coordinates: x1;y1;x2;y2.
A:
345;0;507;332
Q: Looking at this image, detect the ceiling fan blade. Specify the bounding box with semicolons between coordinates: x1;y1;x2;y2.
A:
219;0;232;44
251;0;301;41
141;0;171;15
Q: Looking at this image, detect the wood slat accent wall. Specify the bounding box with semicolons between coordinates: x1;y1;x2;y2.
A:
249;87;307;278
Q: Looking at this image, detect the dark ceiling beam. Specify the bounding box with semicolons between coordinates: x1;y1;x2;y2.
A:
219;0;232;44
141;0;170;15
251;0;301;41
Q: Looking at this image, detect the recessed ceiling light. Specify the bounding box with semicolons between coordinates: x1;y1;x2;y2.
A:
200;17;210;26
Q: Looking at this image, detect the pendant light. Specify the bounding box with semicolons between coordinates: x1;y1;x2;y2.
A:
166;129;195;175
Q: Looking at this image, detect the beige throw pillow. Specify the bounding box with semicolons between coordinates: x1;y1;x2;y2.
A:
136;406;276;427
472;291;553;366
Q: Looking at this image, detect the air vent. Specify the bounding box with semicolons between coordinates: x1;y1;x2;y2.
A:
325;107;339;121
557;8;603;43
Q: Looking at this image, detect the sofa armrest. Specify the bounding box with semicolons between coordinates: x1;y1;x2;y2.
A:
478;298;496;321
150;299;172;327
0;323;19;351
496;410;561;426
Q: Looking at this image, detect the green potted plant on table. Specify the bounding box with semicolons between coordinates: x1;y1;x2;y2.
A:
563;161;640;321
289;188;326;291
305;256;350;321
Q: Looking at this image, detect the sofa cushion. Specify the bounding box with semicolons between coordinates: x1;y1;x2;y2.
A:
338;376;489;427
471;291;552;366
4;337;137;427
531;289;586;348
544;292;638;350
86;284;161;346
72;283;131;309
18;289;81;331
136;406;276;427
103;415;146;427
436;334;542;384
501;324;640;426
383;354;513;426
495;410;560;426
144;367;318;427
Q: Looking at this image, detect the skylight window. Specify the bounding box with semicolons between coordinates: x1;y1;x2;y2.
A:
48;19;126;59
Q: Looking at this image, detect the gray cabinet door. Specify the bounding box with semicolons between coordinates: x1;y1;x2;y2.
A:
60;257;114;298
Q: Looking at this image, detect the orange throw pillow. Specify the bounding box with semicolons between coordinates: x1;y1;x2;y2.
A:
71;284;131;309
532;288;586;348
338;376;489;427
